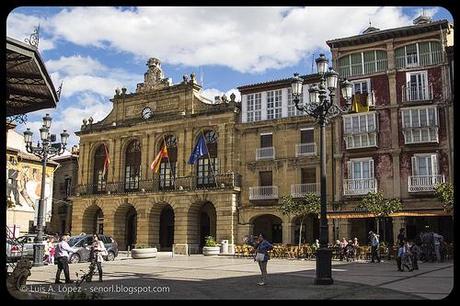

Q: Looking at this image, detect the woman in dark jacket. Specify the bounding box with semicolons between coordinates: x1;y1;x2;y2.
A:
245;233;273;286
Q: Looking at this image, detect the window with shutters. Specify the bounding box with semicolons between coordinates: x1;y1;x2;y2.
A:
125;140;141;191
395;41;443;69
159;135;177;190
401;106;438;144
301;168;316;184
257;133;275;160
403;70;432;102
196;130;218;188
296;129;316;156
93;144;107;193
344;158;376;195
343;112;378;149
408;154;444;192
338;50;387;78
267;90;282;119
259;171;273;186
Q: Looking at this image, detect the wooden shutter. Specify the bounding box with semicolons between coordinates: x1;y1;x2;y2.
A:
300;129;314;144
301;168;316;184
259;171;273;186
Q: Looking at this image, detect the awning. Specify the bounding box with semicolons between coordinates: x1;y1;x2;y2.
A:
327;210;452;219
6;36;59;116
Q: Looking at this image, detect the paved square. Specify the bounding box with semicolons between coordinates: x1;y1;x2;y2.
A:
11;254;453;300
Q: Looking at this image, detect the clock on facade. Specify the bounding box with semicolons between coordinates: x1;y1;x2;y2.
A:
141;107;153;119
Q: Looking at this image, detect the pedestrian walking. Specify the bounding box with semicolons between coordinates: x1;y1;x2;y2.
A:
396;242;404;271
369;231;381;263
409;240;420;270
244;233;273;286
55;234;73;284
401;241;413;271
88;234;107;282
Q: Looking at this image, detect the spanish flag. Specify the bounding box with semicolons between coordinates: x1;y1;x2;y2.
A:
150;144;169;173
351;93;369;113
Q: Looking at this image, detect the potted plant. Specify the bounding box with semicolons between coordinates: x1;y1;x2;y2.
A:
202;236;220;256
131;244;157;259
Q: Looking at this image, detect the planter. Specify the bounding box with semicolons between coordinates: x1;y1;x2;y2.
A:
131;248;157;259
202;246;220;256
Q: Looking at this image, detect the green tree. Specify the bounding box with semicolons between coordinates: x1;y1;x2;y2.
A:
278;193;320;251
357;192;403;243
434;182;453;213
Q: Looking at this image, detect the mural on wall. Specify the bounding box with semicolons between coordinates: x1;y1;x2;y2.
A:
7;164;53;225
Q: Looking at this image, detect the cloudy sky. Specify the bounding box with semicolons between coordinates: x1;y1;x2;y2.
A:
7;6;453;148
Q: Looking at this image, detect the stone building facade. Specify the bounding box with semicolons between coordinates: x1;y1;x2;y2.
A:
49;146;79;235
326;16;454;243
236;75;338;245
70;59;241;254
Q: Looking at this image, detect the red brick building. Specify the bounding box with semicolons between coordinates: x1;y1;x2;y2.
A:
327;16;454;244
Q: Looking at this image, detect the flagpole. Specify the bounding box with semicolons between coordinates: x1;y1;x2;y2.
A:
162;135;176;189
200;130;219;188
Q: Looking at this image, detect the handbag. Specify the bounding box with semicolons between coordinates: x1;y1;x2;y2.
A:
255;253;265;262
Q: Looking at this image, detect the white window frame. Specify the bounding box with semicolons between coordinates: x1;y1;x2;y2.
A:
347;158;374;180
411;153;438;176
254;93;262;121
288;87;304;117
342;112;378;149
247;94;255;122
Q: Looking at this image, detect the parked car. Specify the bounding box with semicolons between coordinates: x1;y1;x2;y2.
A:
16;234;52;258
6;238;24;263
67;234;118;264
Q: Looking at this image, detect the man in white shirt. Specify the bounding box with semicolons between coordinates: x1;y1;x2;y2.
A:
55;234;74;284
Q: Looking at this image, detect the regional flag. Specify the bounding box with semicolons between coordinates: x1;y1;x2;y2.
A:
351;93;369;113
151;144;169;173
102;143;110;177
188;134;208;164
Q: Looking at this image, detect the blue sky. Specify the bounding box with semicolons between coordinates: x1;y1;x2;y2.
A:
7;6;453;148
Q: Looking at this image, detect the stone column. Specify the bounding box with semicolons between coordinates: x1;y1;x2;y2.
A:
141;135;149;180
172;205;189;255
237;223;253;244
283;222;294;244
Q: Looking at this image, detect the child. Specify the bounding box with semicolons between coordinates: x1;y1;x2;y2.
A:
47;237;56;265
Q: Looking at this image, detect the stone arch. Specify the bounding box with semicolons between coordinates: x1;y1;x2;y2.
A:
113;203;138;250
81;204;104;235
148;202;176;250
250;214;283;244
187;201;217;252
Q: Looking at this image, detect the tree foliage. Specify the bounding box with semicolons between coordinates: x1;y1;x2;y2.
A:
357;191;403;217
434;182;453;212
278;193;320;218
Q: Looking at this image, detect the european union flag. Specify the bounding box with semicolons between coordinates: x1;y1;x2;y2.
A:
188;134;209;164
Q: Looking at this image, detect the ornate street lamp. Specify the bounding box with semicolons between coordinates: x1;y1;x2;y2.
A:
23;114;68;266
291;54;353;285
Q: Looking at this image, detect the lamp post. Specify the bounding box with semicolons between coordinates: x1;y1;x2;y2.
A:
23;114;69;266
291;54;353;285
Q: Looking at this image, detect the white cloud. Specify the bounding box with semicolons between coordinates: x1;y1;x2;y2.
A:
45;55;142;98
9;7;416;73
6;12;55;51
201;88;241;103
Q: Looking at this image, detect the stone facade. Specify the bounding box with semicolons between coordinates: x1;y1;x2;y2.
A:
70;59;241;253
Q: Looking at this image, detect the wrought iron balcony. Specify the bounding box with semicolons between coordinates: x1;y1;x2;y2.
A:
291;183;319;197
408;175;445;192
295;143;317;157
73;172;242;196
256;147;275;161
249;186;278;200
402;83;433;102
343;178;377;196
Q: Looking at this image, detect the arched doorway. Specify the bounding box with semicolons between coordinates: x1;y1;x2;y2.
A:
252;214;283;243
113;204;137;250
187;201;217;252
159;205;175;251
82;205;103;235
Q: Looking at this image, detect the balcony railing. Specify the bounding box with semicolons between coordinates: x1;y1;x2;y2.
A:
256;147;275;161
291;183;319;197
295;143;317;157
343;178;377;196
73;172;242;196
249;186;278;200
408;175;445;192
402;83;433;102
